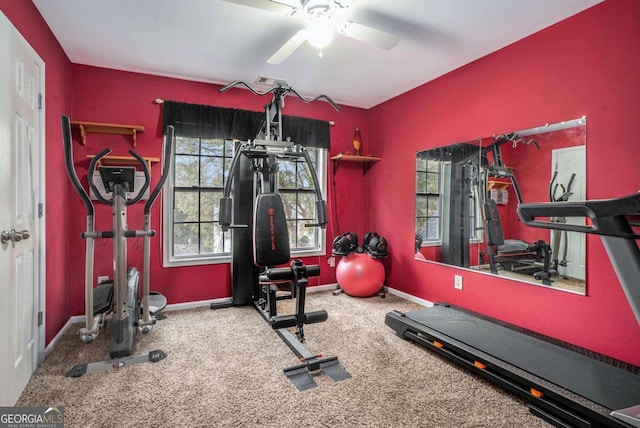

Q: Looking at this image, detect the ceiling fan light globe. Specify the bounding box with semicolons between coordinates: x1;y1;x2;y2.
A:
307;19;334;48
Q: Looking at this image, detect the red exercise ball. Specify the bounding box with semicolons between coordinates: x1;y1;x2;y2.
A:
336;252;385;297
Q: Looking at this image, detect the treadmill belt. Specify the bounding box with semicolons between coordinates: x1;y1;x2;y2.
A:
405;305;640;411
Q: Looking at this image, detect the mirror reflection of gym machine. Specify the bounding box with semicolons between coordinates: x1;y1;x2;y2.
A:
418;133;556;284
210;81;350;391
479;133;556;284
61;115;172;376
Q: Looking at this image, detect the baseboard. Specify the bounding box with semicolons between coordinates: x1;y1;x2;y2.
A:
45;315;84;356
314;282;433;307
385;287;434;307
309;282;339;293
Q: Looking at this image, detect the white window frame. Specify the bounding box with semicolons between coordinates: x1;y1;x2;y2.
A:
163;137;327;268
417;160;483;249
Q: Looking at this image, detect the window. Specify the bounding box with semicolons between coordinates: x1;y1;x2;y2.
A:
415;159;482;246
164;136;233;266
277;148;326;254
164;136;327;266
415;158;441;242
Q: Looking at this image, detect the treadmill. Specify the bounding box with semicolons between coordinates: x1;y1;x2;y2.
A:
386;192;640;427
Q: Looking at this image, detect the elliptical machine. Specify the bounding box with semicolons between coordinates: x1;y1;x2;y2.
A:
62;115;172;375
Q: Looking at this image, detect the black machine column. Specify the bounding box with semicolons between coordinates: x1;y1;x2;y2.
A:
231;151;259;305
441;162;473;267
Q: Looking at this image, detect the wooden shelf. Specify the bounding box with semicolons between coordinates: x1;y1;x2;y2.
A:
71;121;145;147
331;153;381;176
488;179;511;190
87;155;160;171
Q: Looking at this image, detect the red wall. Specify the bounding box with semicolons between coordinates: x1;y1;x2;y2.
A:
5;0;640;367
0;2;74;346
69;65;370;313
369;0;640;365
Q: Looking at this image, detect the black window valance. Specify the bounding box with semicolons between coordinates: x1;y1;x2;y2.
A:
417;142;480;164
162;100;330;149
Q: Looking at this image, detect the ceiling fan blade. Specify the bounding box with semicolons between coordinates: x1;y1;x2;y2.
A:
221;0;297;15
337;20;399;50
267;30;307;64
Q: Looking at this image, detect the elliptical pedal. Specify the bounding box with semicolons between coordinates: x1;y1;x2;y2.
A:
146;291;168;316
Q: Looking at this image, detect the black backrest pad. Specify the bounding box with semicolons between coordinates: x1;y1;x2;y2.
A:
484;199;505;247
254;193;291;267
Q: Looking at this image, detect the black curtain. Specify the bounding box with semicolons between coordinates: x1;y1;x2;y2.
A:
417;142;480;164
162;101;330;149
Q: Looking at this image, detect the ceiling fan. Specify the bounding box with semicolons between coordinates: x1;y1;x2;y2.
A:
223;0;400;64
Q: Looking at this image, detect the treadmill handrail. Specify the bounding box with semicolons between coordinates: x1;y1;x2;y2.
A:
518;192;640;239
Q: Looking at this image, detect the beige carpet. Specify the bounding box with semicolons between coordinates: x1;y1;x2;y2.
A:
18;291;549;427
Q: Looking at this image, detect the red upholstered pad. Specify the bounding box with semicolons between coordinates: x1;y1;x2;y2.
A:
253;193;291;267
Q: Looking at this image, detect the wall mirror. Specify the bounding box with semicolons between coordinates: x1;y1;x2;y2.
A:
415;117;586;294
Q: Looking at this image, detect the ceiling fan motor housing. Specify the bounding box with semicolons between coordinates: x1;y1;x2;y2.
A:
302;0;332;16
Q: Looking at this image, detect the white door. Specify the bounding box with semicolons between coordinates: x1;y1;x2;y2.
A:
0;12;45;406
551;146;586;281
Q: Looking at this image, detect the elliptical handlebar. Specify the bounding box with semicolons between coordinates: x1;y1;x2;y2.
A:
144;125;174;214
87;148;112;206
62;115;94;216
125;149;151;206
86;147;151;206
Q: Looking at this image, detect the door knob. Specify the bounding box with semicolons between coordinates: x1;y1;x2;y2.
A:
1;229;30;244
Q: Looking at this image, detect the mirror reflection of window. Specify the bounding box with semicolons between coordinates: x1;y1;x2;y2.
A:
415;158;441;242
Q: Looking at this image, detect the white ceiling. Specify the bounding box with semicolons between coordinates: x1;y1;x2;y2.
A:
33;0;602;109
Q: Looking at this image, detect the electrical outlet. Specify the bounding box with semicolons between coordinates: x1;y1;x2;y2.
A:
328;256;335;267
98;275;109;284
454;275;463;290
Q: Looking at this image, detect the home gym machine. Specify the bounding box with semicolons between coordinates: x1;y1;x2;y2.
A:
386;192;640;427
479;133;555;284
62;115;172;376
211;81;349;391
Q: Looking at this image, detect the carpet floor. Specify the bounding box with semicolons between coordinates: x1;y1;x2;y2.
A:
18;290;549;427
